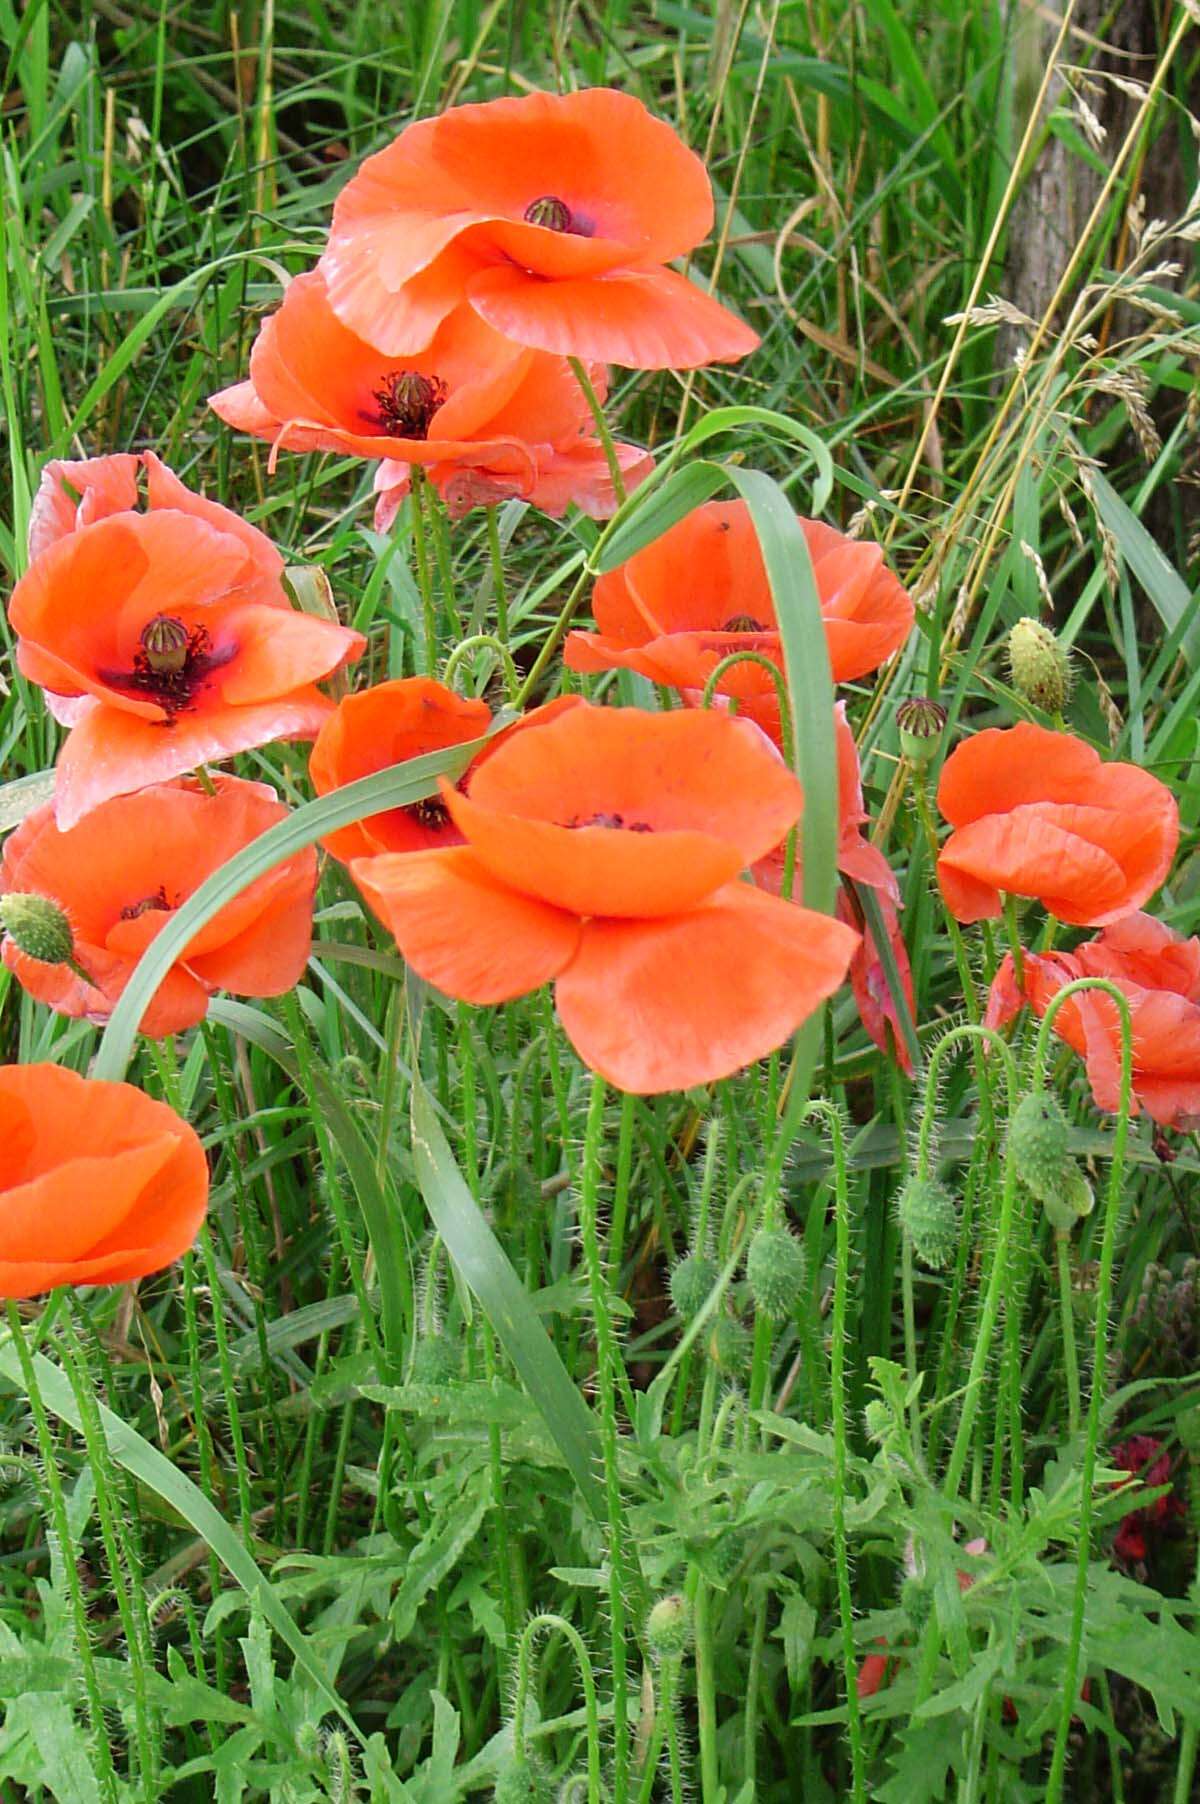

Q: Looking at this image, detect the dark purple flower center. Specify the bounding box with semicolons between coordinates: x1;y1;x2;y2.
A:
563;810;653;832
103;616;234;717
120;885;172;921
371;371;447;439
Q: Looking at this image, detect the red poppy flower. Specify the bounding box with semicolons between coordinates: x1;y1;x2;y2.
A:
9;506;363;829
937;723;1178;927
1110;1436;1183;1564
318;88;757;370
210;270;653;521
0;1063;208;1298
28;451;285;608
564;502;915;698
986;913;1200;1128
310;678;492;864
349;702;857;1093
0;777;317;1037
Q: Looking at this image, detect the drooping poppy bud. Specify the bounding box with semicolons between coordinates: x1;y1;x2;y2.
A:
491;1756;555;1803
897;1175;959;1270
645;1593;693;1663
1008;1093;1073;1202
0;892;77;968
745;1225;807;1321
1008;617;1071;714
669;1252;718;1320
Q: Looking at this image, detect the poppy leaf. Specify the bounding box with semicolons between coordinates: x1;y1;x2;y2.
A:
409;1066;605;1523
596;460;730;572
0;768;56;835
92;732;497;1084
854;881;922;1071
0;1337;364;1743
1088;469;1200;667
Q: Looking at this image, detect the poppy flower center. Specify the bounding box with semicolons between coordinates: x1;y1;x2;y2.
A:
721;615;768;634
109;615;234;717
563;810;654;833
371;371;447;439
523;194;575;232
407;796;451;831
120;885;172;921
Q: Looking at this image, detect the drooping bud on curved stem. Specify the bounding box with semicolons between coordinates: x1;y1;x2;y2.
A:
0;892;93;985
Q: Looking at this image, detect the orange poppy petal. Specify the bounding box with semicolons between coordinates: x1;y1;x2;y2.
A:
28;454;141;561
1;1136;181;1264
216;604;364;705
937;723;1107;827
187;875;315;997
141;452;285;601
467;265;759;369
53;691;334;829
351;847;581;1004
555;882;859;1093
937;808;1131;925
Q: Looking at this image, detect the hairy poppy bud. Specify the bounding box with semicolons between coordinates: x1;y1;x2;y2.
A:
491;1757;554;1804
645;1593;693;1662
745;1226;806;1321
896;696;948;766
1041;1161;1094;1233
0;892;76;967
707;1314;751;1375
896;1175;959;1270
410;1334;461;1387
140;613;190;676
1008;617;1070;714
669;1252;718;1320
1008;1093;1072;1202
901;1575;934;1630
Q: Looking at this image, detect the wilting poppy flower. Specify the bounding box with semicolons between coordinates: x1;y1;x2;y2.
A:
318;88;757;370
9;505;363;829
564;501;915;697
986;913;1200;1127
937;723;1178;927
27;450;286;608
0;1063;208;1298
210;270;652;523
0;777;317;1037
310;678;492;863
1110;1436;1184;1564
350;702;857;1093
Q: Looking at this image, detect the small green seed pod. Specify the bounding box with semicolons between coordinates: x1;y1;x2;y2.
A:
707;1314;751;1376
896;1175;959;1270
1008;616;1071;714
895;697;948;766
745;1226;807;1322
1041;1161;1094;1232
669;1252;718;1320
645;1592;693;1663
0;892;77;967
1008;1093;1073;1204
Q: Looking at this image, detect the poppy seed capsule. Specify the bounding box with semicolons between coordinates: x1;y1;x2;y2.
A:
491;1757;555;1803
669;1252;718;1320
745;1226;807;1321
523;194;572;232
896;1175;959;1270
0;892;76;966
1041;1161;1095;1233
1008;617;1071;714
896;696;948;766
140;613;190;676
645;1593;693;1662
1008;1093;1073;1204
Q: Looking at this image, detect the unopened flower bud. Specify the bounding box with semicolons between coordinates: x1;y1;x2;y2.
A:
896;1175;959;1270
896;697;948;766
492;1757;554;1804
669;1252;718;1320
1008;1093;1072;1203
745;1226;806;1321
645;1593;692;1662
1008;617;1070;714
707;1314;750;1375
1041;1161;1094;1233
0;892;76;967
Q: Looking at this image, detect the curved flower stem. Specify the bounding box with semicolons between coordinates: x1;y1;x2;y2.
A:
912;768;980;1026
699;651;794;750
806;1099;867;1802
5;1302;120;1804
568;356;626;505
1040;979;1134;1804
513;1613;602;1803
1056;1231;1082;1439
661;1655;687;1803
442;632;520;702
1002;891;1026;989
579;1073;633;1800
484;505;510;645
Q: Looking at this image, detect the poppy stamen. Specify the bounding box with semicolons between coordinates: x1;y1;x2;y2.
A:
407;796;451;830
120;885;172;921
370;371;447;439
564;810;653;832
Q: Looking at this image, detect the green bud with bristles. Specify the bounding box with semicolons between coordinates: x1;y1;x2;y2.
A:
491;1757;555;1803
1008;617;1071;713
645;1593;692;1663
1041;1161;1095;1232
745;1226;807;1321
707;1315;751;1376
1008;1093;1073;1203
0;892;77;967
896;1176;959;1270
669;1252;718;1320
